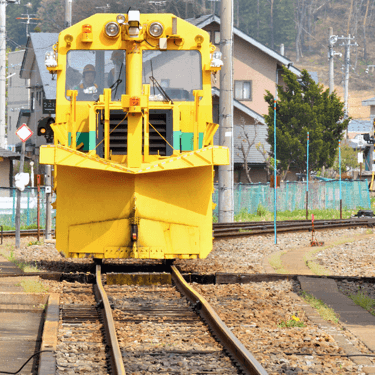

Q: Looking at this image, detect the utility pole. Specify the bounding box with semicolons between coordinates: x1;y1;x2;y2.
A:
65;0;72;28
218;0;234;223
16;13;41;38
328;28;334;94
0;0;19;149
338;35;357;119
0;0;7;149
328;28;342;95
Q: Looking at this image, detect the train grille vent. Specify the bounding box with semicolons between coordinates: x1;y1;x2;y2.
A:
109;111;128;155
98;110;173;157
147;113;167;156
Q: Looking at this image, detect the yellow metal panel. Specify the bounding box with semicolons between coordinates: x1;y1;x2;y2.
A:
104;247;132;258
212;146;230;165
69;218;131;255
54;164;213;259
40;145;229;174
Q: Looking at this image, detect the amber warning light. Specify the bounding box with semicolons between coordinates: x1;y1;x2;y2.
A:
131;224;138;241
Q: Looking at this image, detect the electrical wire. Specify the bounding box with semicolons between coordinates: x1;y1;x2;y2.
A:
0;350;54;374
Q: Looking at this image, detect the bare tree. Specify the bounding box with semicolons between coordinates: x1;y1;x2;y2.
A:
295;0;307;62
255;142;273;180
363;0;370;60
235;119;259;183
255;141;291;181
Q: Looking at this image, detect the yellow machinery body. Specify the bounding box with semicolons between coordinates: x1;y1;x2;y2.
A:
39;12;229;259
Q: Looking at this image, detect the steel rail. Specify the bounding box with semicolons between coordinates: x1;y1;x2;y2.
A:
0;229;55;237
213;218;375;238
170;265;268;375
214;218;373;229
95;264;126;375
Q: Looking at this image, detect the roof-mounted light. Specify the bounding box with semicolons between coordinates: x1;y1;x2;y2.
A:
148;22;163;38
105;22;120;37
45;51;57;68
116;14;126;24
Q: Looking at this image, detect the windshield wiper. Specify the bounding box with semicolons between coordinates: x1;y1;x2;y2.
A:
110;62;124;99
149;76;173;104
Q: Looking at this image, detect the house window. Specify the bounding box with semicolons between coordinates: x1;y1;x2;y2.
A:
31;92;34;112
214;31;220;45
234;81;252;100
206;30;212;43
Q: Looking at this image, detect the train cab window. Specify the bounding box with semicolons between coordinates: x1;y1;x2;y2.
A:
142;50;202;102
66;50;126;101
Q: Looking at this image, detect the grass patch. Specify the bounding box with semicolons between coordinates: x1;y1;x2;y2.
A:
232;207;358;222
278;314;305;328
0;247;39;273
17;279;48;293
268;251;288;274
303;247;330;276
27;240;42;247
301;291;339;324
349;291;375;316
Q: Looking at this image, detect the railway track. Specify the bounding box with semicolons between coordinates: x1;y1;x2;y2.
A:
213;217;375;238
1;218;373;241
49;265;268;375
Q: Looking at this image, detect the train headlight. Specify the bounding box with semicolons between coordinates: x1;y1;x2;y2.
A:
116;14;126;24
148;22;164;38
105;22;120;37
64;34;73;47
195;34;204;47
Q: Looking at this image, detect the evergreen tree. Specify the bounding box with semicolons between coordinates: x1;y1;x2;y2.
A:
264;67;350;175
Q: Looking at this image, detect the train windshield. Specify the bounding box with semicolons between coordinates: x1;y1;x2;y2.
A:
143;50;202;101
66;50;126;101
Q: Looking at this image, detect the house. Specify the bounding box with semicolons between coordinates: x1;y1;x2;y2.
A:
187;14;300;182
18;33;58;158
347;119;373;173
362;97;375;121
0;147;22;191
7;50;29;151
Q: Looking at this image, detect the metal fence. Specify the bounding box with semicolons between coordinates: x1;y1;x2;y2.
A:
0;187;56;228
1;180;370;227
213;180;371;216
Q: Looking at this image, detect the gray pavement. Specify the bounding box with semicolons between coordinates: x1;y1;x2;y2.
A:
299;276;375;374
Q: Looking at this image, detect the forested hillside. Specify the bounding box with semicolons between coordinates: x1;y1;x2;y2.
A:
6;0;375;95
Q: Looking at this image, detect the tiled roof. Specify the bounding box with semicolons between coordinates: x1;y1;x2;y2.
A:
211;88;270;164
362;96;375;106
0;147;21;159
347;119;372;133
20;33;59;100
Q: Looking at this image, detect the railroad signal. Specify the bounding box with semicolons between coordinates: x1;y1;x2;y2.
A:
15;123;33;142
